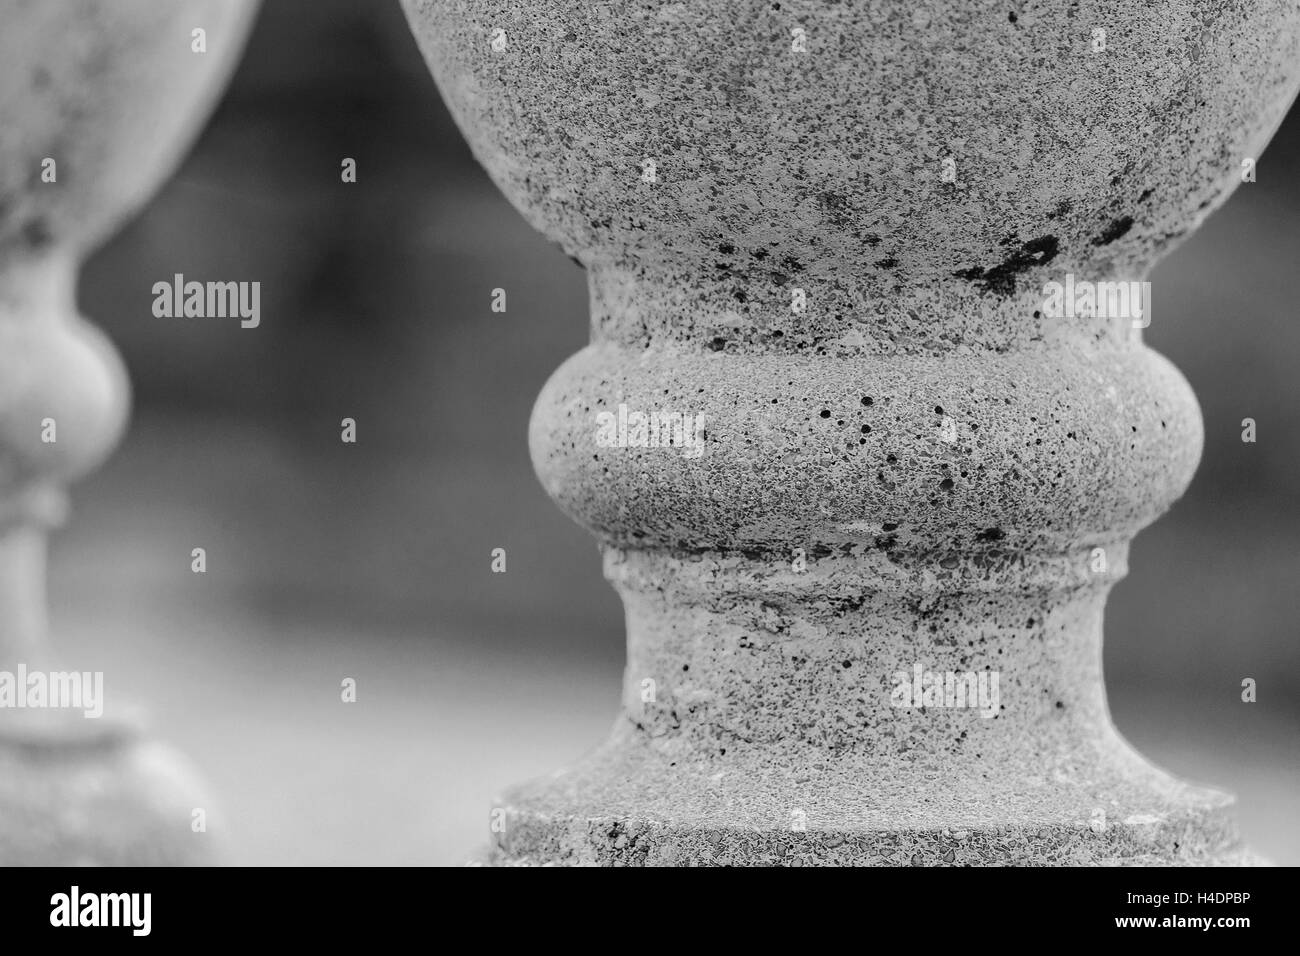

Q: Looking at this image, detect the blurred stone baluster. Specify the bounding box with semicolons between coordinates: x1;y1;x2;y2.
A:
402;2;1300;864
0;0;258;865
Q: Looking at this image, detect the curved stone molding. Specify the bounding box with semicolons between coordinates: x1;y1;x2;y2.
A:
0;0;258;865
401;1;1300;864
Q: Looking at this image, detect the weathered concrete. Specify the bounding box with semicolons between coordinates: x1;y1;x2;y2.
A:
401;1;1300;864
0;0;259;865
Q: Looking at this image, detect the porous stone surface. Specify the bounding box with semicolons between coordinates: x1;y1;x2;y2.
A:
0;0;259;865
0;0;259;260
400;1;1300;864
408;0;1300;353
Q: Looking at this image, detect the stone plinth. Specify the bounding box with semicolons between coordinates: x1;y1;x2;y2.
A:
0;0;258;865
400;2;1300;864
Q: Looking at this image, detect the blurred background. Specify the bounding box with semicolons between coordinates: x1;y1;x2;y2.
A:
51;0;1298;864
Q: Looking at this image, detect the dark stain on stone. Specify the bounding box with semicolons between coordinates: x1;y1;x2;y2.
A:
875;257;898;269
1092;215;1134;246
832;594;866;613
718;242;735;254
1138;188;1154;203
22;217;53;249
976;527;1005;542
818;190;847;212
954;235;1059;296
817;190;855;229
1048;199;1072;219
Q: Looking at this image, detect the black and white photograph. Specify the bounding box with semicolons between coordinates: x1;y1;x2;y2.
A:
0;0;1296;935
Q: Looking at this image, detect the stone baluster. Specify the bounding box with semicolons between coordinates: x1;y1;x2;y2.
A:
0;0;258;865
401;2;1300;864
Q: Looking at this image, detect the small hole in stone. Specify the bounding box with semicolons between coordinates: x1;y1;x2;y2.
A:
820;409;831;418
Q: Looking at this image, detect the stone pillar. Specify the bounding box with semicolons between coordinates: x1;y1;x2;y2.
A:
0;0;258;865
402;2;1300;864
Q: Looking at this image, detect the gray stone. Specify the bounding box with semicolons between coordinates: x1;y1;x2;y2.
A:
0;0;259;866
403;1;1300;865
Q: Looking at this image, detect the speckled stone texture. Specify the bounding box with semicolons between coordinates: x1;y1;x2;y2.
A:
401;1;1300;864
0;0;258;865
